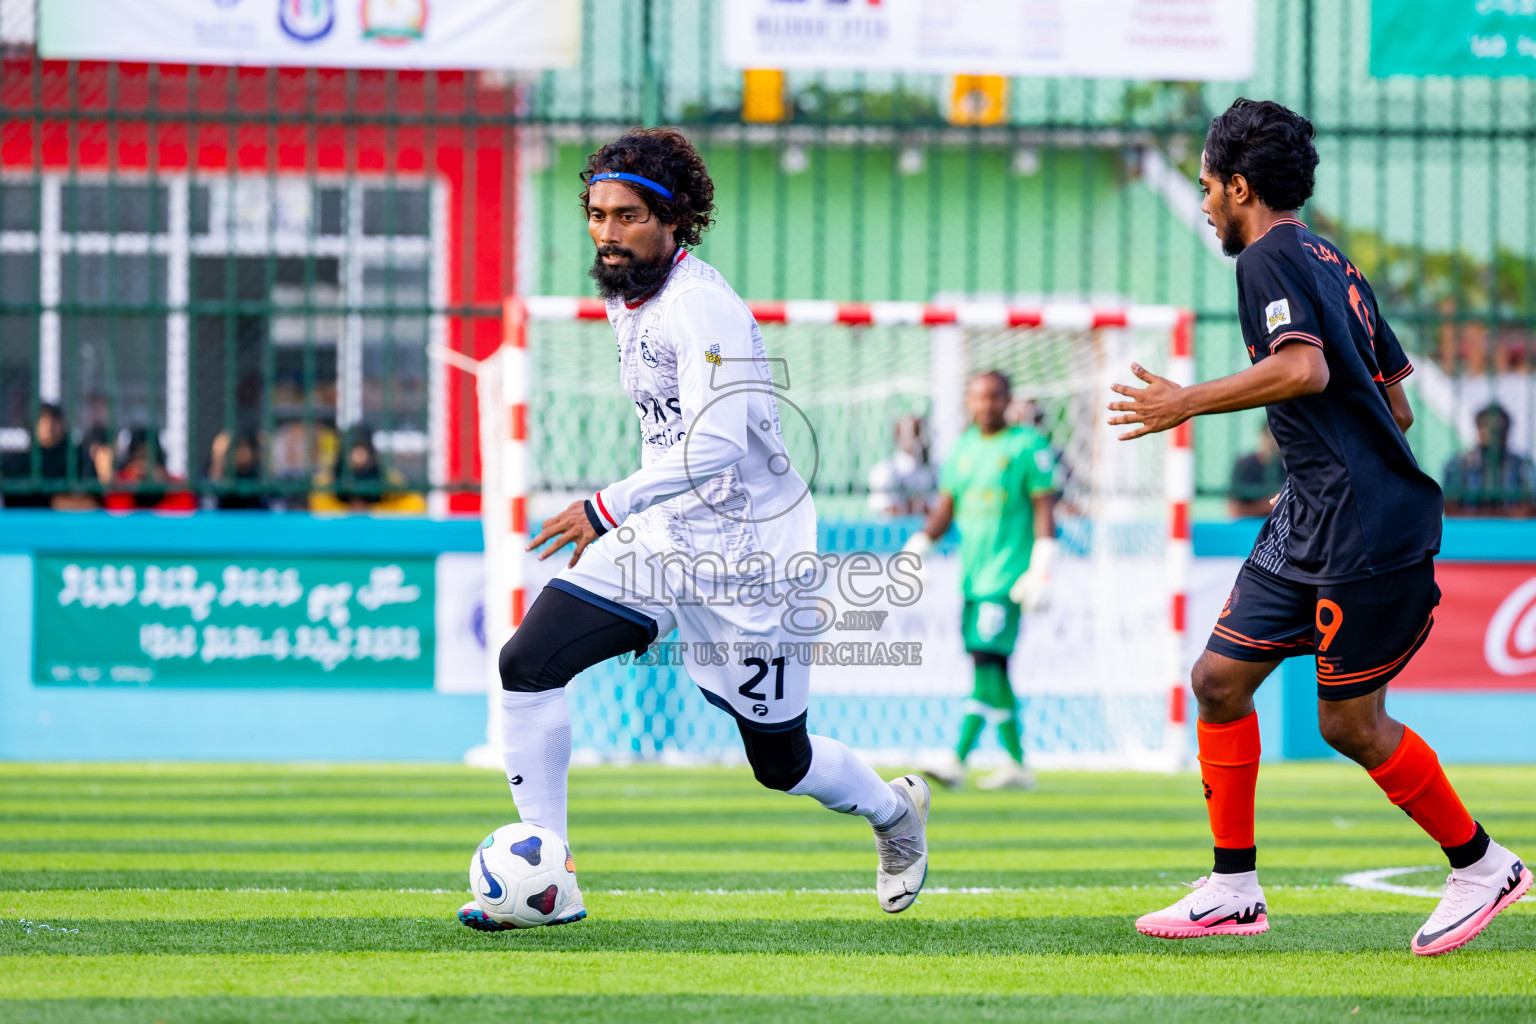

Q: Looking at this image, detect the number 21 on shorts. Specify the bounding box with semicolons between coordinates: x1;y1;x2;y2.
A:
740;656;785;717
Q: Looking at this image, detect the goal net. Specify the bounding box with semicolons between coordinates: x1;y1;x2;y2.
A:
471;298;1193;771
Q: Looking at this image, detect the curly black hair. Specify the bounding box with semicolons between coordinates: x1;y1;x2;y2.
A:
580;127;716;248
1203;98;1318;212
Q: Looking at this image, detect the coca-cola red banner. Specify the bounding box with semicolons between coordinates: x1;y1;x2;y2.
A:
1395;563;1536;691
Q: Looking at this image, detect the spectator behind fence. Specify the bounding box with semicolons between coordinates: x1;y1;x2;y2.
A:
0;403;99;510
104;428;196;512
206;430;272;510
310;424;425;514
81;426;117;491
1442;402;1535;517
1229;424;1287;518
866;414;935;516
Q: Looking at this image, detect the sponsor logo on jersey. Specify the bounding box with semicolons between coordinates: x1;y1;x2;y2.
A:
1265;298;1291;333
705;343;723;366
361;0;427;43
278;0;335;42
640;335;659;367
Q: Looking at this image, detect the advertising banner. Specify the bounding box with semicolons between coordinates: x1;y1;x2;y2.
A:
1372;0;1536;78
34;554;435;687
723;0;1255;81
38;0;579;70
1393;562;1536;691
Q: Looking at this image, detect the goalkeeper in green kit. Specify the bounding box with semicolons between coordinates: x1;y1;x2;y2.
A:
904;371;1061;791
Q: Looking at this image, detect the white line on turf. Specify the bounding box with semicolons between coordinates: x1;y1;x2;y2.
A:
1338;866;1443;899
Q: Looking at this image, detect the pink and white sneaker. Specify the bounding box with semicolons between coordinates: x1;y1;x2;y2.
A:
1135;875;1269;939
1412;848;1531;957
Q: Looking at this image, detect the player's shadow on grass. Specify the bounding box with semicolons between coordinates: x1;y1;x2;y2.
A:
6;914;1532;957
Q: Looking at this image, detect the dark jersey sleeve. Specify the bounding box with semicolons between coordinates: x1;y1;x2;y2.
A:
1238;248;1324;353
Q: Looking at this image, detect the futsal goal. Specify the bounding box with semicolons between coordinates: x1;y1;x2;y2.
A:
465;297;1195;772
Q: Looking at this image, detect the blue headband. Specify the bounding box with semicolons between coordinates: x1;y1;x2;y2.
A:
589;171;674;200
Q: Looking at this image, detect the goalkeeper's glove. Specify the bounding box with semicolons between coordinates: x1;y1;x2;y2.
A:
900;530;933;583
1008;537;1058;613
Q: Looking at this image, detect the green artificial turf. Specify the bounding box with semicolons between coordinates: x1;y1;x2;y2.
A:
2;762;1533;1022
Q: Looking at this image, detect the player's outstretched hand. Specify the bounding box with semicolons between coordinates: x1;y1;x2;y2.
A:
1107;362;1188;440
527;499;599;567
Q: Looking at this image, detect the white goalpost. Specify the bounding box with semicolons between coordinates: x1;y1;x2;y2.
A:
465;296;1195;772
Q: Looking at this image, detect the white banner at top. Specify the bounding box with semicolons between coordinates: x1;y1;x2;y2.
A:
38;0;580;70
722;0;1255;81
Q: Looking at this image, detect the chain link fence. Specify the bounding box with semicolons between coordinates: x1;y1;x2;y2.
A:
1;0;1533;514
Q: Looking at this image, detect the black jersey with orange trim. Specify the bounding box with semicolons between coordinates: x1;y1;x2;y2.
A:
1236;219;1442;584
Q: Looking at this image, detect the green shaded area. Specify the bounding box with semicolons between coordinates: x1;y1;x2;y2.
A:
4;996;1535;1024
5;912;1536;958
1;764;1534;1019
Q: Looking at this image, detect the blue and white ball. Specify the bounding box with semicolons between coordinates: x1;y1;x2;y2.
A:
470;823;576;928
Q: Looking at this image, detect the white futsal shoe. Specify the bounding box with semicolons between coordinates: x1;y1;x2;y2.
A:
1134;874;1269;939
1411;843;1530;956
874;774;931;914
977;761;1036;791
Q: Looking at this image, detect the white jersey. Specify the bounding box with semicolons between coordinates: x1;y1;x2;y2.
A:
591;251;816;584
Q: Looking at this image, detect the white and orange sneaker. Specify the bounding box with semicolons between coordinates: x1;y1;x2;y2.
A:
1412;845;1531;957
1135;875;1269;939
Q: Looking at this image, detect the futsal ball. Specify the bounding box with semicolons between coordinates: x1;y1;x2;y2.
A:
469;823;576;928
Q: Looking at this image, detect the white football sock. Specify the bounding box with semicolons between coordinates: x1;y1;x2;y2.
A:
499;688;572;843
789;734;904;828
1453;839;1512;884
1211;869;1262;900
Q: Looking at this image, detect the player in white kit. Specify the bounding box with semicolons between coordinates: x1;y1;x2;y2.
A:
459;128;930;930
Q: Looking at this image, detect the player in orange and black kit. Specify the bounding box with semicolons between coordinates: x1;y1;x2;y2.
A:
1110;99;1529;956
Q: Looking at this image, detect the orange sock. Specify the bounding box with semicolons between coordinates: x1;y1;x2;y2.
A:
1198;712;1261;864
1367;727;1476;848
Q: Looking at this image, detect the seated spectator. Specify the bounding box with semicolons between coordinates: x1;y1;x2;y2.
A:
310;424;425;514
866;414;935;516
206;430;271;510
1229;424;1286;518
0;403;98;510
80;426;118;490
104;428;196;511
1443;403;1535;517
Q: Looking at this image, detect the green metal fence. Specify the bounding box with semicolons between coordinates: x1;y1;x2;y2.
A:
2;0;1534;513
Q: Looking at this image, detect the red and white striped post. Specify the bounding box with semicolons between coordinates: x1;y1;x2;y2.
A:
502;297;531;634
1165;311;1197;767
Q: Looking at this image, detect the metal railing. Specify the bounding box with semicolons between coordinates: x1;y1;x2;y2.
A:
1;0;1533;514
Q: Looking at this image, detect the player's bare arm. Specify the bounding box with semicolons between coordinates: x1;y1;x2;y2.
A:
1032;493;1056;540
1107;341;1328;440
1386;381;1414;433
917;492;953;543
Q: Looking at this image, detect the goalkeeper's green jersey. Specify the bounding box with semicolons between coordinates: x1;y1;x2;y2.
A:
938;424;1061;602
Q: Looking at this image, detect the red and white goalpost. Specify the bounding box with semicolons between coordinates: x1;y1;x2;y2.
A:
467;297;1195;771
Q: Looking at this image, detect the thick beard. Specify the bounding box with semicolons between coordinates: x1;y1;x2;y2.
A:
590;246;675;302
1216;194;1246;258
1220;221;1246;258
